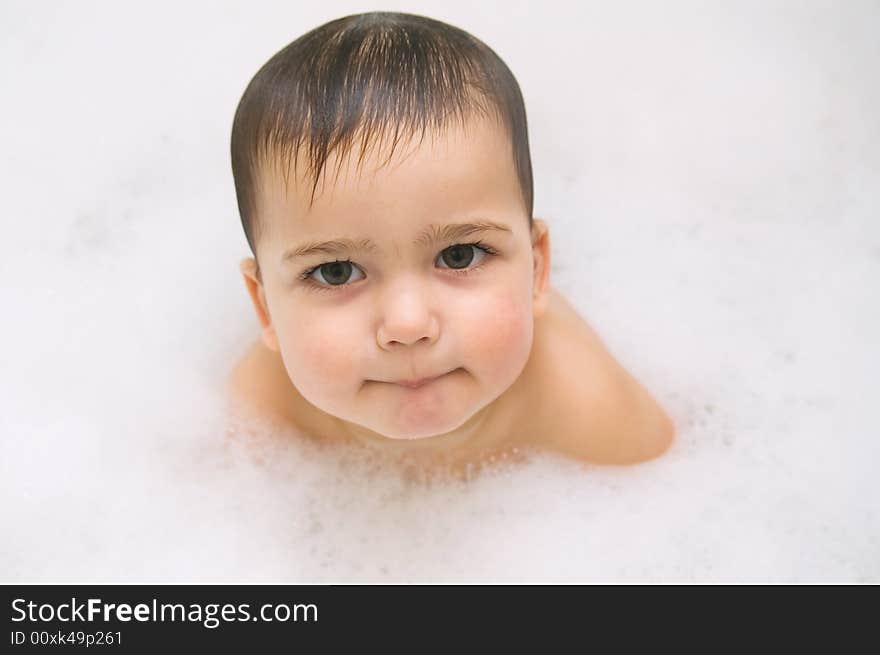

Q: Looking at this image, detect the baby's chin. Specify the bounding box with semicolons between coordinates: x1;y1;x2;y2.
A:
368;424;464;441
355;406;477;441
343;402;484;443
300;367;500;442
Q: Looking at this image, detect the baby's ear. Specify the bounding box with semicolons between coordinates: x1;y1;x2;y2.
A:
530;218;551;318
239;258;280;352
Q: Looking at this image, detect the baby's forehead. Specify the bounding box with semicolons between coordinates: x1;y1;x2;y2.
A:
262;115;514;199
254;123;525;250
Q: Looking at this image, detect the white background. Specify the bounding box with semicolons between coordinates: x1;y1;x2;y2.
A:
1;0;877;582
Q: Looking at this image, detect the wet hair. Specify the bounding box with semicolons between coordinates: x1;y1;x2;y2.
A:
230;11;534;278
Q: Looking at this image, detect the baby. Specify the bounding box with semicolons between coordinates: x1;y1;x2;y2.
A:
225;11;675;479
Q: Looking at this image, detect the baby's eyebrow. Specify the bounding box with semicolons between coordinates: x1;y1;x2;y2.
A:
281;220;512;264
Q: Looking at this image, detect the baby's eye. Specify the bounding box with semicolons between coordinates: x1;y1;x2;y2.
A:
306;259;366;287
300;242;498;290
435;243;489;270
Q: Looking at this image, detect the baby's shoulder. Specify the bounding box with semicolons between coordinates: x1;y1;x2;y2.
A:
226;339;300;432
531;288;675;465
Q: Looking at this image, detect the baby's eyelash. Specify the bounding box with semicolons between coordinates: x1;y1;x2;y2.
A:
298;241;500;293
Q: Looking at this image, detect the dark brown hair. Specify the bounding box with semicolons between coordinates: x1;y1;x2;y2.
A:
230;11;534;276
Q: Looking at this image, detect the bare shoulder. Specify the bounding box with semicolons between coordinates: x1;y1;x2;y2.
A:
226;339;299;430
532;287;676;465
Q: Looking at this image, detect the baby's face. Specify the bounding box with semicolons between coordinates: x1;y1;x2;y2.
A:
241;115;549;440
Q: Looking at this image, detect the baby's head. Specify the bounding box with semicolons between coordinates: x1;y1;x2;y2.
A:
230;11;550;442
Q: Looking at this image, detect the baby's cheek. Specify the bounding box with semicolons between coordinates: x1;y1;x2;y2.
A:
465;293;533;374
281;319;358;389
